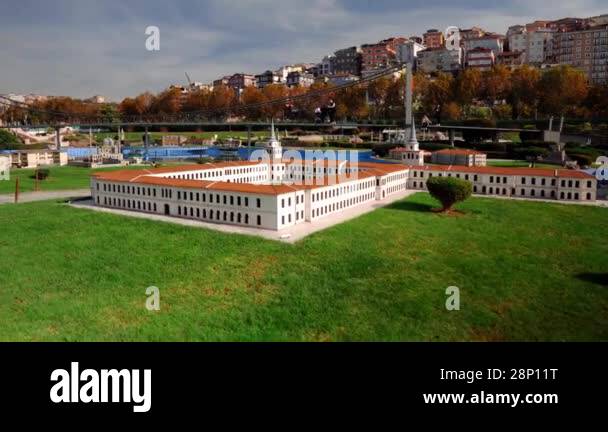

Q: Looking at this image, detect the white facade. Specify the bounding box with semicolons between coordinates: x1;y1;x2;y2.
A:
417;48;462;73
0;155;10;180
527;30;554;64
92;131;597;232
408;166;597;203
9;150;68;168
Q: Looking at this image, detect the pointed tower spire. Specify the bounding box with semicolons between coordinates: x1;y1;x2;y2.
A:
408;118;418;147
270;119;276;140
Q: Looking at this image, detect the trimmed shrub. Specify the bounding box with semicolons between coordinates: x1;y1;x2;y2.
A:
426;177;472;212
34;169;50;180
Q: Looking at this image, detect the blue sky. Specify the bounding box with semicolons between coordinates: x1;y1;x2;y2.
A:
0;0;605;100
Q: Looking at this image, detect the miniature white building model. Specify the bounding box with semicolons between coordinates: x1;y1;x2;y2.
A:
0;154;10;180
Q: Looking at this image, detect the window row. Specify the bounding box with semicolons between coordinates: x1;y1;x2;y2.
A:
177;206;262;226
176;190;262;208
312;193;374;218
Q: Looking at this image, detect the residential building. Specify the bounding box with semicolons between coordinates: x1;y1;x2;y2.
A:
588;14;608;27
551;25;608;84
397;41;426;65
497;51;524;68
228;73;256;91
286;71;315;88
460;27;486;45
507;25;553;64
527;29;555;64
312;55;334;77
8;149;68;168
255;70;282;88
423;29;445;49
417;48;463;73
526;20;552;32
361;37;407;76
466;47;495;70
464;34;505;57
549;17;587;33
213;76;231;87
507;25;528;54
331;47;361;76
431;149;487;167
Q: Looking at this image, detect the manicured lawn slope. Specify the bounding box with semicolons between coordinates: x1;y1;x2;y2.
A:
0;194;606;341
0;165;181;194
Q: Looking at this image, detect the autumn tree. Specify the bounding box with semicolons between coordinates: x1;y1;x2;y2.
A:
208;85;235;119
260;84;288;119
538;65;589;116
483;65;512;105
508;65;541;119
454;68;483;116
417;73;454;123
240;86;265;120
147;88;182;117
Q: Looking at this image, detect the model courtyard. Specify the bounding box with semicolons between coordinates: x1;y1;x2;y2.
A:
0;192;606;342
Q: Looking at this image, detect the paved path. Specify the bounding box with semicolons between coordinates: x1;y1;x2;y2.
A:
70;190;418;244
0;189;91;205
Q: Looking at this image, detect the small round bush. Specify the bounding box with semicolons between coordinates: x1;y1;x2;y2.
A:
34;169;50;180
426;176;472;212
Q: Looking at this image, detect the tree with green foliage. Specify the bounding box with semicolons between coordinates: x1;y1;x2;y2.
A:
0;129;21;150
426;177;472;212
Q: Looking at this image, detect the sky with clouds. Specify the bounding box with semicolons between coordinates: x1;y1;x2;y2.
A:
0;0;605;101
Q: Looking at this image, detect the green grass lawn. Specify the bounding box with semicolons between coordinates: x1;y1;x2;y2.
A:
0;193;606;342
487;160;562;169
0;164;186;195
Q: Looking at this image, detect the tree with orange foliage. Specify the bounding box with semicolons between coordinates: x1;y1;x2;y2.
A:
538;65;589;117
483;65;512;105
208;85;235;119
261;84;288;119
508;65;541;119
454;68;483;116
240;86;265;120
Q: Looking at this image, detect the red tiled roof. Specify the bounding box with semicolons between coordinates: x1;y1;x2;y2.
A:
93;161;406;195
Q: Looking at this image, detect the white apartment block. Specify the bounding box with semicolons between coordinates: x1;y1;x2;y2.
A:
9;149;68;168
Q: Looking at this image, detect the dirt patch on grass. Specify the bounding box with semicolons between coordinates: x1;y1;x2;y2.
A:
469;325;506;342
